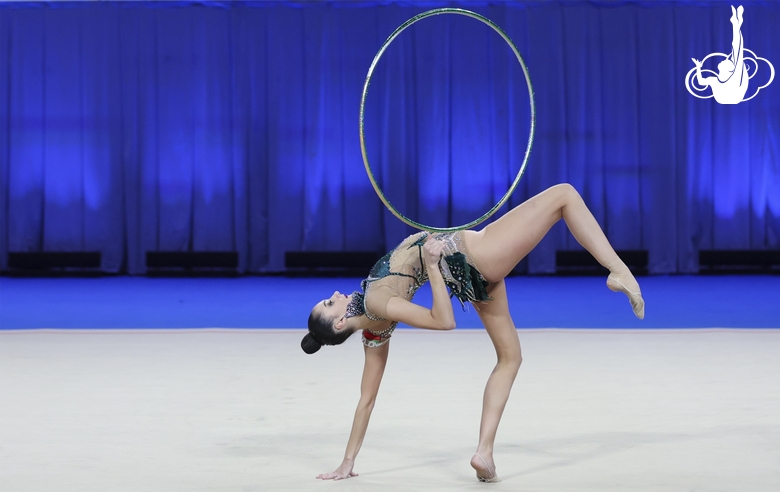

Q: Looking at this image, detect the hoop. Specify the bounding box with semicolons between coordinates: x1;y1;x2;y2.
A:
359;8;536;232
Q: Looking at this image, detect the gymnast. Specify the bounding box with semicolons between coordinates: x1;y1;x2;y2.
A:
692;5;748;104
302;183;645;482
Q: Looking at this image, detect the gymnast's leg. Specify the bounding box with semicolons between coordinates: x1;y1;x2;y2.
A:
467;183;644;317
470;279;520;482
730;5;744;68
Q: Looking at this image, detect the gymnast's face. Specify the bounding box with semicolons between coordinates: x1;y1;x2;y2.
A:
314;291;351;328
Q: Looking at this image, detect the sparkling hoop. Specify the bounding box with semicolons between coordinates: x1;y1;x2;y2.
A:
359;8;536;232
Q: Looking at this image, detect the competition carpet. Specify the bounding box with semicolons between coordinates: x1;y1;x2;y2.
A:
1;275;778;491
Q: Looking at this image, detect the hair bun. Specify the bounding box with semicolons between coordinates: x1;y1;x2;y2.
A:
301;333;323;354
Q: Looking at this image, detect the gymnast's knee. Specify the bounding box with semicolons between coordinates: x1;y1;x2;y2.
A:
499;352;522;372
553;182;578;197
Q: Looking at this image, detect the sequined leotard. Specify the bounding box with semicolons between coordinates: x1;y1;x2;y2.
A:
359;231;491;348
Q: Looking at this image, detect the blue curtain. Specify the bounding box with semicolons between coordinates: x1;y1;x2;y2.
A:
1;1;778;274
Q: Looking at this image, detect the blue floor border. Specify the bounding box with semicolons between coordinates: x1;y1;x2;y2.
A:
1;275;778;329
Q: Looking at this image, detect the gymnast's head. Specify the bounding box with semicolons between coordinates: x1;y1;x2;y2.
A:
717;58;736;80
301;291;357;354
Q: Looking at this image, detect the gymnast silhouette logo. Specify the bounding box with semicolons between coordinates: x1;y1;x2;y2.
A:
685;5;774;104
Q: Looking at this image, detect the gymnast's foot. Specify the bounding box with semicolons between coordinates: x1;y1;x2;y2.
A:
471;453;500;483
607;269;645;319
731;5;744;25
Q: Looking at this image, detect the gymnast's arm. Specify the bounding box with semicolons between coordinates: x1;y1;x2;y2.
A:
692;59;711;87
316;341;389;481
385;237;456;331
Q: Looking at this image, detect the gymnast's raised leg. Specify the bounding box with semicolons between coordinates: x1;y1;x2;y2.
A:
467;183;644;318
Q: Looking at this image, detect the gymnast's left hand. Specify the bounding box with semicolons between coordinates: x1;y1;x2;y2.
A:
316;459;358;480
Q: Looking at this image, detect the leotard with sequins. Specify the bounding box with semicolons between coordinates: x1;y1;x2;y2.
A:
359;231;491;348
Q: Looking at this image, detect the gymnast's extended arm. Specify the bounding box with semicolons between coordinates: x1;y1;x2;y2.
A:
692;58;711;87
316;341;389;481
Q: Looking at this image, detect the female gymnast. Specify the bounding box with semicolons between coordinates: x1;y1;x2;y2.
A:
302;183;645;482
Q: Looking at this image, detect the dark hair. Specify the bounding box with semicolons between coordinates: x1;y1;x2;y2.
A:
301;311;355;354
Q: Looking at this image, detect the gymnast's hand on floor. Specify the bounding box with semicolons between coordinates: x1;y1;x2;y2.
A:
316;459;358;480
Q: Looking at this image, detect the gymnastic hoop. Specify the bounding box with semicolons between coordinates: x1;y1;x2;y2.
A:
359;8;536;232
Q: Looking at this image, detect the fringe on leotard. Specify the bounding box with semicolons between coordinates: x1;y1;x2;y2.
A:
440;252;492;306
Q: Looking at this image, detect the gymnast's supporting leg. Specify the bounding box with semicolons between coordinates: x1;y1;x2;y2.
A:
469;183;644;318
470;280;520;482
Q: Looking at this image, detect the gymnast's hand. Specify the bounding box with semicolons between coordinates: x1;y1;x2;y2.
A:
316;459;358;481
422;236;446;266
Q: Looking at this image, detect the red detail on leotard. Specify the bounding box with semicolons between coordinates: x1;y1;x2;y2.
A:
362;330;382;341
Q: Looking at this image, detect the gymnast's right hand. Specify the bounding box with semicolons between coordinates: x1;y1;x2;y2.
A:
316;459;358;481
422;236;446;266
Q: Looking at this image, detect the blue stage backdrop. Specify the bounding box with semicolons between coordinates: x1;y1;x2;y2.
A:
0;1;778;274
